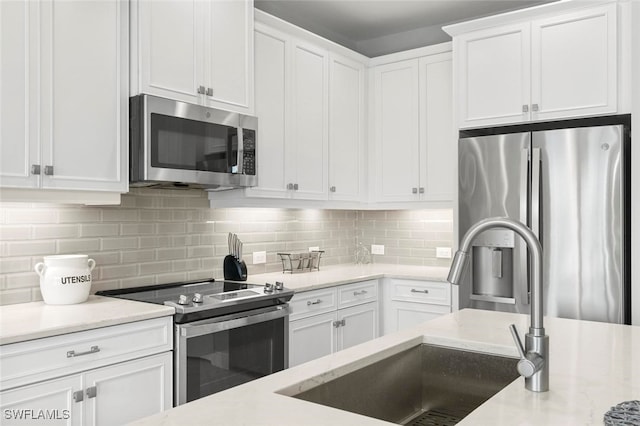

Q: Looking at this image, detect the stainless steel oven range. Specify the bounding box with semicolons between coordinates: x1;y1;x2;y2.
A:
97;279;293;405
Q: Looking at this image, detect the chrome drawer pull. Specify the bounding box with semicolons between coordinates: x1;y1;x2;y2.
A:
353;290;368;296
307;299;322;306
67;345;100;358
410;289;429;294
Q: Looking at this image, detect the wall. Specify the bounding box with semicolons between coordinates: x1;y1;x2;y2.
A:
0;189;453;305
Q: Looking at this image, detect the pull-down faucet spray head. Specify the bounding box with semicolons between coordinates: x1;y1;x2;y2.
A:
447;217;549;392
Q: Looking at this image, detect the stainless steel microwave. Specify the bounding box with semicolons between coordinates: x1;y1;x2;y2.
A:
130;94;257;190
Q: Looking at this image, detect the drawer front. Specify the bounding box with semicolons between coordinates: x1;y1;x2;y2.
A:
289;288;337;321
337;280;378;309
389;279;451;306
0;316;172;391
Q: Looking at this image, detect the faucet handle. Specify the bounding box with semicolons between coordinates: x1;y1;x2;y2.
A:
509;324;544;378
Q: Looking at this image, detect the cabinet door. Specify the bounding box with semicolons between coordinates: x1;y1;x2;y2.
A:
83;352;172;426
419;53;454;202
456;22;530;128
289;41;328;200
328;53;364;201
246;24;290;198
0;1;38;189
383;301;450;335
136;0;203;104
337;302;378;351
531;4;617;121
0;374;82;426
39;0;127;192
205;0;253;111
373;59;420;202
289;311;337;367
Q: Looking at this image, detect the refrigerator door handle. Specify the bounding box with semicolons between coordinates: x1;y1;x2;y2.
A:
520;148;531;304
531;148;541;239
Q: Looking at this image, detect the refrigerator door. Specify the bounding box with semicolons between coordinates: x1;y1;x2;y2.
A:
458;132;530;314
533;125;624;323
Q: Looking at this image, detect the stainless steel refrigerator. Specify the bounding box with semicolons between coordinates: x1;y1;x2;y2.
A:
458;117;630;324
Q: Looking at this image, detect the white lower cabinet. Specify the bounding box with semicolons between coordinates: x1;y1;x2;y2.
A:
0;317;173;426
382;279;452;335
289;281;379;367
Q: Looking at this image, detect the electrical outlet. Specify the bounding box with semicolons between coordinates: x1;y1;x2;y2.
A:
308;246;320;252
371;244;385;255
436;247;452;259
253;251;266;264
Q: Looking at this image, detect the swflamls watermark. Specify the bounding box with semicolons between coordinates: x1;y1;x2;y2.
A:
3;409;71;421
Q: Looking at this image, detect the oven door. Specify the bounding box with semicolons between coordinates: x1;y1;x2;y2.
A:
174;304;289;405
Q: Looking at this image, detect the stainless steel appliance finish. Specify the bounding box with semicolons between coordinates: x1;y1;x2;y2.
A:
130;94;257;190
290;344;518;425
97;279;293;406
458;117;630;324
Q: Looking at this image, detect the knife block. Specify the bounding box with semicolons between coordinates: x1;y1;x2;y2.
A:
223;255;247;281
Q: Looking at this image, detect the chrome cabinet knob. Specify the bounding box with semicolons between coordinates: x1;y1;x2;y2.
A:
412;187;418;194
330;186;336;192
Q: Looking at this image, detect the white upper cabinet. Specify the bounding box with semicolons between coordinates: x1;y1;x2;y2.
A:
452;3;617;128
530;4;617;121
246;24;290;198
420;53;455;202
455;23;530;128
373;59;420;202
132;0;254;113
372;49;454;204
289;41;328;200
213;15;367;206
0;1;35;189
0;0;128;195
329;53;365;202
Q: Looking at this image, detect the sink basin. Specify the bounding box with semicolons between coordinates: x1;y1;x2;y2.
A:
290;344;519;425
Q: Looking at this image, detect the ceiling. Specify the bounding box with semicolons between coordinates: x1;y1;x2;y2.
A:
255;0;558;57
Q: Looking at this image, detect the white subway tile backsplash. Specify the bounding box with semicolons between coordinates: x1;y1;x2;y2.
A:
101;237;138;251
7;241;57;257
0;189;453;305
81;224;119;237
57;238;101;254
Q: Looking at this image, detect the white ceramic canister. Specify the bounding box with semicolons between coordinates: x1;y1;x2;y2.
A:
34;255;96;305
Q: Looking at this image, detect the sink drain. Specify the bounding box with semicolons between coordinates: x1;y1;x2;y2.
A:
405;407;468;426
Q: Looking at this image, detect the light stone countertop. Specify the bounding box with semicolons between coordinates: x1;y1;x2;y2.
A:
0;296;175;345
246;263;450;292
130;309;640;426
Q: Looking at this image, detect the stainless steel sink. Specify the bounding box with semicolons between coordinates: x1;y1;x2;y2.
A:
290;344;519;426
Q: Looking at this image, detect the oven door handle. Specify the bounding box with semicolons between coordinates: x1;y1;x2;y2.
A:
178;304;290;338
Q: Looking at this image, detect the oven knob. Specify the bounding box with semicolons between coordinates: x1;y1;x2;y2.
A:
192;293;204;303
275;281;284;291
178;295;189;305
264;283;274;293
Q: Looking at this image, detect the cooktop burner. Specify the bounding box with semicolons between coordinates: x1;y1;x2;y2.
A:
96;279;293;323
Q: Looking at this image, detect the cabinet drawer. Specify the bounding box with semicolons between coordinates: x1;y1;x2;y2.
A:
337;280;378;309
0;316;172;391
388;279;451;306
289;288;337;321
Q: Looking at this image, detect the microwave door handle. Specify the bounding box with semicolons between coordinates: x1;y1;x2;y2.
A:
236;127;244;174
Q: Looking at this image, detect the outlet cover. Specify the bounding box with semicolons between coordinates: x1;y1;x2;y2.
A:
436;247;452;259
308;246;320;252
253;251;266;264
371;244;385;255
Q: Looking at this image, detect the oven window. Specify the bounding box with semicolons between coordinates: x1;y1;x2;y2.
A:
150;113;238;173
185;317;285;403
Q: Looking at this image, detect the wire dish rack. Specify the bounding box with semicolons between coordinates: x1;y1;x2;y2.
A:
277;251;324;273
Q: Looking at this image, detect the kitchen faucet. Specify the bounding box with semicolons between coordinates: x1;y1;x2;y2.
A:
447;217;549;392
